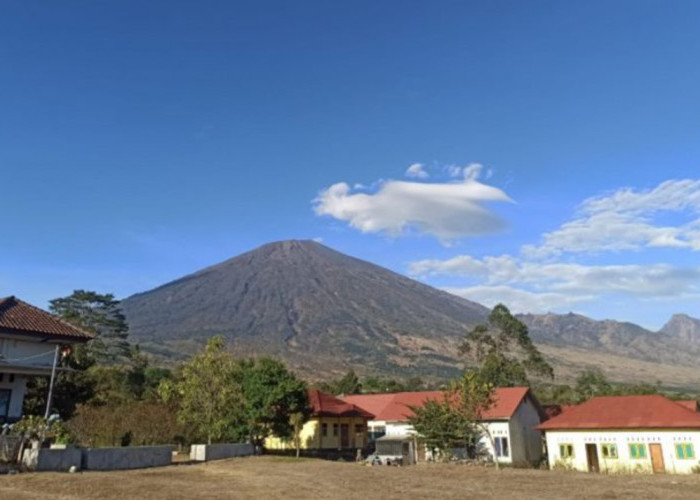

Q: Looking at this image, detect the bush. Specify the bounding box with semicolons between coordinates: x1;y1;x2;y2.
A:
66;402;182;447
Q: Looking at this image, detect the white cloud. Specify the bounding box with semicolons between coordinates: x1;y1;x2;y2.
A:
445;285;590;314
410;254;700;299
523;179;700;258
313;176;513;242
312;236;324;243
405;163;429;179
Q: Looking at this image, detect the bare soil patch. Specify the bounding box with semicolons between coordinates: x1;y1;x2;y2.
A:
2;456;699;500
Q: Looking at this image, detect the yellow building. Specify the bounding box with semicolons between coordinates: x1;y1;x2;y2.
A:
266;389;374;451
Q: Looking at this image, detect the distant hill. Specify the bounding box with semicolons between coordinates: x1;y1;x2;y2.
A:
122;240;489;379
122;240;700;389
660;313;700;344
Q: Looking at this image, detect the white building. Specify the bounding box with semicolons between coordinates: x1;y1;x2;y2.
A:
342;387;545;465
0;296;93;422
537;395;700;474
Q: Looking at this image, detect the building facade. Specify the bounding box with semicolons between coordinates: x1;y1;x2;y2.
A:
265;389;374;452
342;387;545;465
0;296;93;422
538;395;700;474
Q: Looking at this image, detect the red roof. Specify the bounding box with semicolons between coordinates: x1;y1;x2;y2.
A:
342;387;531;422
677;400;699;412
0;296;93;341
308;389;374;419
537;395;700;431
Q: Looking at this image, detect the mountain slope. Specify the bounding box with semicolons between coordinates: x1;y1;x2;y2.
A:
122;240;488;377
660;314;700;344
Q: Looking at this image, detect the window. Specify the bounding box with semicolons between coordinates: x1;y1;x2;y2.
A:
321;423;328;437
629;443;647;459
332;423;339;437
355;424;364;435
494;437;509;458
601;444;618;459
368;425;386;442
676;443;695;460
0;389;10;419
559;444;574;459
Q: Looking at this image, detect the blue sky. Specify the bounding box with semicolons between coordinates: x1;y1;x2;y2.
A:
2;1;700;329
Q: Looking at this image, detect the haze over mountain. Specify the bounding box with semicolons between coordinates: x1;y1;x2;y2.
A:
122;240;700;387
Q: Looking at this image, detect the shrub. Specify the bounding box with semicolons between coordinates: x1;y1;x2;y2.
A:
66;402;182;447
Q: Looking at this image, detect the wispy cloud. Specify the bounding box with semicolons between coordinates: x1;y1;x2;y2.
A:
405;163;429;179
523;179;700;258
409;178;700;313
313;167;512;243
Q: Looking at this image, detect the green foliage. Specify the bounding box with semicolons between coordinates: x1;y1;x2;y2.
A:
49;290;131;363
574;369;613;402
459;304;553;387
66;402;182;447
160;336;244;445
317;369;362;395
240;358;310;447
408;396;475;461
10;415;73;444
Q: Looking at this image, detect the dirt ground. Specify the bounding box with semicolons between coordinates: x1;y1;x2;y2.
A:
2;456;700;500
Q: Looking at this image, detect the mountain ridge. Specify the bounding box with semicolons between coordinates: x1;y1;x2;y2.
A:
121;240;700;386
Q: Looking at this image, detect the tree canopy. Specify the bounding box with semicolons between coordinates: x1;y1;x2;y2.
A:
459;304;553;387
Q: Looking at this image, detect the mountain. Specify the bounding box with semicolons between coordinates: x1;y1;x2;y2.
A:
122;239;700;388
660;314;700;344
122;240;488;378
519;312;700;368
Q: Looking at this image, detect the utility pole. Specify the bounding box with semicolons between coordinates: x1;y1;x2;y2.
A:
44;344;60;419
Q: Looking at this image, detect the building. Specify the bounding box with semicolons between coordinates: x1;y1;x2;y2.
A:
0;296;93;422
537;395;700;474
265;389;374;454
342;387;545;465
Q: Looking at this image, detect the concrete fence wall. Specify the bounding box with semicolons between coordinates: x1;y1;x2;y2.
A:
190;443;254;462
23;447;82;472
81;445;174;471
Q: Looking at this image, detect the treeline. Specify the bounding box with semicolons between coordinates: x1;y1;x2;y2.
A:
18;291;698;451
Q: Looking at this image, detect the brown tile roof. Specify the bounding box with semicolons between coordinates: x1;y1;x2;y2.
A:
308;389;374;419
0;296;94;341
536;395;700;431
342;387;532;422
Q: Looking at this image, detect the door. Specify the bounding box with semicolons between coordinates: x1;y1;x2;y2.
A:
649;443;665;473
340;424;349;448
586;443;600;472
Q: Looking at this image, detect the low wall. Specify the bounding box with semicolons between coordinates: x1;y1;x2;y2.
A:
81;445;173;471
23;448;82;472
190;443;254;462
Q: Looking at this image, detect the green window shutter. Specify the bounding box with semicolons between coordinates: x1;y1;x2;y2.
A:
630;444;637;459
686;444;694;459
640;445;647;459
676;444;684;459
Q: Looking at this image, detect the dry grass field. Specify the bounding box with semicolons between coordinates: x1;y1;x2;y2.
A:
2;456;700;500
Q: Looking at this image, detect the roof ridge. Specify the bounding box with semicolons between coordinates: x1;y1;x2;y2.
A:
11;297;95;338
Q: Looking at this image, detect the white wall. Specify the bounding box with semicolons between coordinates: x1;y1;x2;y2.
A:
544;430;700;474
0;335;58;369
0;374;28;419
509;398;544;465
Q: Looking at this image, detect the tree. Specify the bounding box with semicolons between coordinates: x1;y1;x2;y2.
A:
459;304;553;387
408;395;474;461
50;290;131;363
240;358;309;448
453;371;500;469
574;369;613;403
160;336;244;444
289;412;305;458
